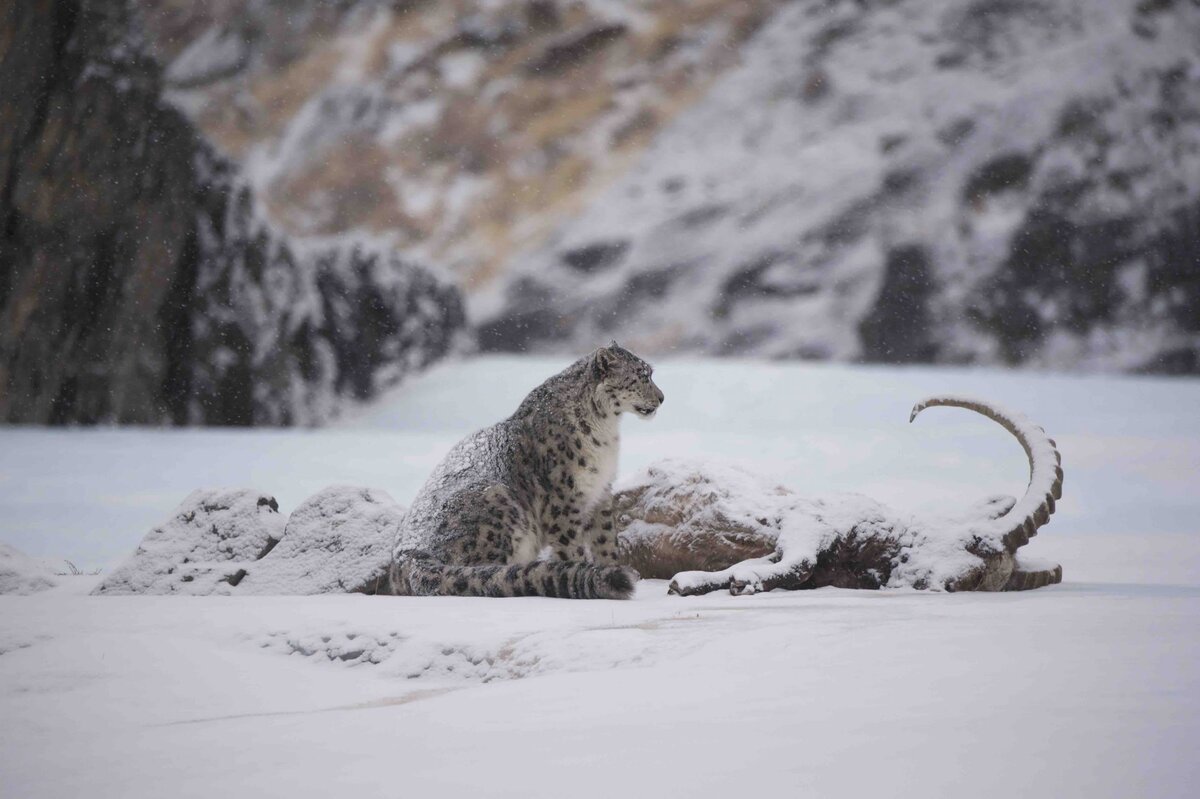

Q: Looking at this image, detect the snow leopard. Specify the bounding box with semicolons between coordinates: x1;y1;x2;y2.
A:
390;343;664;599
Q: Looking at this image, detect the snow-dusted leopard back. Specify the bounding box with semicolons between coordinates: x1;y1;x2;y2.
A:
391;343;664;599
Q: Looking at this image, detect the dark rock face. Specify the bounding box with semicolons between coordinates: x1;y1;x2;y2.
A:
1;0;199;424
560;240;629;273
965;53;1200;372
524;22;628;76
0;0;463;425
961;152;1035;204
182;183;464;426
858;245;936;364
970;195;1200;369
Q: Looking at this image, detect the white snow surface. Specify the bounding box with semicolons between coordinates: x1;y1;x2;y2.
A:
2;356;1199;797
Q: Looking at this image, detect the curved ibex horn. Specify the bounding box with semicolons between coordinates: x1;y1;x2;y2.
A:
910;396;1063;553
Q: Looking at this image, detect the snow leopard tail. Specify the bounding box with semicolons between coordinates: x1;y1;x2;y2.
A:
391;555;639;600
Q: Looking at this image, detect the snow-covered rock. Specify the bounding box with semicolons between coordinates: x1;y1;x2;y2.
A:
94;485;406;596
0;544;58;596
186;183;466;426
92;489;285;595
238;486;403;595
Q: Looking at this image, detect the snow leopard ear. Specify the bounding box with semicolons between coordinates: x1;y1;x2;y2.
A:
594;346;615;377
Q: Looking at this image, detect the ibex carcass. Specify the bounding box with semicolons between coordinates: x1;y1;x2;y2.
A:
614;396;1064;596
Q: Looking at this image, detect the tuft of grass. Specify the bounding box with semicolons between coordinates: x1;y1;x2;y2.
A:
55;560;101;577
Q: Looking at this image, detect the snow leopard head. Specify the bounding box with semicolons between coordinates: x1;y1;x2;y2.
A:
593;341;664;419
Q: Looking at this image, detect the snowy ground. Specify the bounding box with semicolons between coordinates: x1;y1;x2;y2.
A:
2;357;1198;797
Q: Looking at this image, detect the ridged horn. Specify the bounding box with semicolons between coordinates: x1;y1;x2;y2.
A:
910;396;1064;553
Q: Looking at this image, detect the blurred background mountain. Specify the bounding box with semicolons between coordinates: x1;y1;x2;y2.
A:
3;0;1198;425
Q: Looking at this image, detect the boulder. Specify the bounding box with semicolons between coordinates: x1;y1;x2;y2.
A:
92;489;285;595
93;485;405;596
238;486;403;596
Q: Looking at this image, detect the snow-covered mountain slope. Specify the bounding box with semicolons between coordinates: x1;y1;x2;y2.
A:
477;0;1200;373
140;0;779;287
1;357;1199;797
138;0;1199;374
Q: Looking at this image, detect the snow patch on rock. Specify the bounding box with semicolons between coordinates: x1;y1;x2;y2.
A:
0;543;58;596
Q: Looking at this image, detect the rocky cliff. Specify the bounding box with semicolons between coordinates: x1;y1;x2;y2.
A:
0;0;463;425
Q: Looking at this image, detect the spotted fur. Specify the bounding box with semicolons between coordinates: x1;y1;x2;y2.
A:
391;343;664;599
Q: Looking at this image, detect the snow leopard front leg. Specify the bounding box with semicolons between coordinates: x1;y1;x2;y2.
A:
542;491;622;566
583;491;621;565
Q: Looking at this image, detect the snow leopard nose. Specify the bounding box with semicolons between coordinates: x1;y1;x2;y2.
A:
653;386;665;405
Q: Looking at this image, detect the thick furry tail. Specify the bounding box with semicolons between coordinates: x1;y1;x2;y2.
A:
391;556;639;600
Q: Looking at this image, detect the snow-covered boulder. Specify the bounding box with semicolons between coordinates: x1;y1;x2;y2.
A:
94;486;405;596
238;486;403;595
92;489;285;595
0;543;58;595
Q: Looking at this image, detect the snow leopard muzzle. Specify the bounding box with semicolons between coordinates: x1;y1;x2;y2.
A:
634;386;664;418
